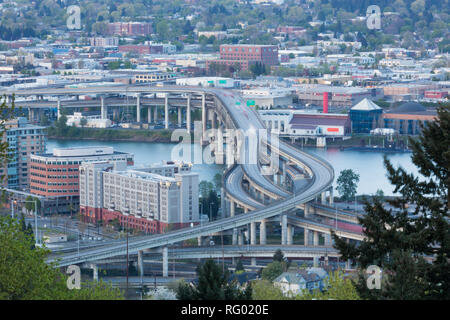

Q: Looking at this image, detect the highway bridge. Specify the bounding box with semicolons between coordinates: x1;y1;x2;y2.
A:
1;85;350;275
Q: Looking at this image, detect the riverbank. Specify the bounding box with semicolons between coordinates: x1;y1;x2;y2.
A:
47;126;177;143
48;126;414;150
290;134;413;151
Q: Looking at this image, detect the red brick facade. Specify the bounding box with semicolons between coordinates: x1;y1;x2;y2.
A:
80;206;195;234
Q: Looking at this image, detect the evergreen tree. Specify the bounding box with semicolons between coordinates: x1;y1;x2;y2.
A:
332;105;450;300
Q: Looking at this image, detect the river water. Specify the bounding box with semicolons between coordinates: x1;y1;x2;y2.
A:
47;139;420;196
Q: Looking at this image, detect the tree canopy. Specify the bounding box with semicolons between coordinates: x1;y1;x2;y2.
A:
332;105;450;300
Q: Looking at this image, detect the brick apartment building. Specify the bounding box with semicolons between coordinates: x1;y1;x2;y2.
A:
207;44;279;72
79;160;199;234
107;22;152;36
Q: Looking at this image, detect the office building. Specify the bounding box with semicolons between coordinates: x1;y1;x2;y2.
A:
2;117;46;189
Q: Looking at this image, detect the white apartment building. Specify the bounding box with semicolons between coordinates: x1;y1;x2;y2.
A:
79;161;199;234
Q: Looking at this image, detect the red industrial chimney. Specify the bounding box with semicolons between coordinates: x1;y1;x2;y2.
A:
323;92;329;113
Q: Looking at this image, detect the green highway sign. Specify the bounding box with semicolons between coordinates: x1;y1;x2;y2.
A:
246;100;255;106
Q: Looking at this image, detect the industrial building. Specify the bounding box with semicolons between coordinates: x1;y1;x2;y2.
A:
206;44;279;72
294;85;374;107
259;109;350;137
383;102;437;135
349;99;383;134
79;160;199;234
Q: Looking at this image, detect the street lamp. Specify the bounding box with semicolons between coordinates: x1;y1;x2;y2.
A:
209;202;214;222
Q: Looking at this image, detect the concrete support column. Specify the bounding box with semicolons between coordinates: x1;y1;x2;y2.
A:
164;94;169;129
92;264;98;281
313;231;319;246
232;228;238;245
329;187;334;205
287;225;293;245
162;246;168;277
250;221;256;245
211;110;216;130
238;231;244;246
230;200;235;217
251;258;256;266
138;250;144;277
197;236;202;246
313;256;319;267
101;96;107;119
136;94;141;123
148;106;152;123
304;204;310;218
304;228;309;246
281;214;287;245
57;98;61;119
187;95;191;133
201;94;206;135
154;106;158;122
259;219;267;245
177;107;182;127
321;192;326;205
324;233;332;246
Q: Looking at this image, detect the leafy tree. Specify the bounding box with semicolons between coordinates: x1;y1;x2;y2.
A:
0;216;123;300
176;259;251;300
261;261;285;281
295;271;360;300
252;280;286;300
336;169;360;202
332;105;450;300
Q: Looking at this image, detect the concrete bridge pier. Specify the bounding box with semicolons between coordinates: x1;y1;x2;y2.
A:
154;106;158;123
136;94;141;123
328;187;334;205
324;233;332;246
147;106;152;123
313;256;319;267
177;106;182;127
57;98;61;119
201;93;206;136
321;192;327;205
251;258;256;266
232;229;238;245
197;236;202;246
137;250;144;277
313;231;319;246
259;219;267;245
186;95;191;133
304;204;310;218
164;94;169;129
100;96;107;119
281;214;287;245
304;228;309;246
250;221;256;245
162;247;168;277
287;225;294;245
91;264;98;281
238;231;244;246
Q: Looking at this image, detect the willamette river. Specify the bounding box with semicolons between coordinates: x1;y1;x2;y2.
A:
47;139;421;196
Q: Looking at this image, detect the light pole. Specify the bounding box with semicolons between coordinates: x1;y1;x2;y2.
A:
209;202;213;222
